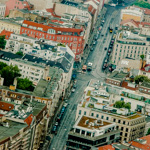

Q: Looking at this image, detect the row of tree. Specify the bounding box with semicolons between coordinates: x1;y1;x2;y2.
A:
0;62;34;91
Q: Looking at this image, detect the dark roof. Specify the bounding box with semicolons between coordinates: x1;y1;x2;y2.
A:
23;54;72;73
0;51;22;61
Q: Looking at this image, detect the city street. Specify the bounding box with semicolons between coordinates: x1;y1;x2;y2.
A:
49;1;135;150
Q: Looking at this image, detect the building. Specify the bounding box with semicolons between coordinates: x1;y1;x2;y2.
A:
111;30;149;65
0;96;48;150
0;19;21;34
76;80;146;142
121;6;144;22
66;115;120;149
98;135;150;150
120;19;150;36
5;0;34;16
0;3;6;17
20;20;84;61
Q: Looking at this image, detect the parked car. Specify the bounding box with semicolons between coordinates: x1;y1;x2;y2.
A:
87;62;93;71
52;126;57;134
104;47;107;50
90;47;94;51
55;122;58;126
93;41;97;45
71;88;75;93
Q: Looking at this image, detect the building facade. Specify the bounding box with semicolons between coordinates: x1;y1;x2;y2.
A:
66;115;120;149
20;20;84;61
111;30;149;65
0;3;6;17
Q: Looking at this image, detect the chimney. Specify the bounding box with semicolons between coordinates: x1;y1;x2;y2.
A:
0;76;4;86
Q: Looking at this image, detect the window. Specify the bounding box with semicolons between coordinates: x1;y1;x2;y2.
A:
91;113;94;116
84;111;86;115
79;110;81;115
123;121;125;125
118;120;120;123
101;116;104;119
96;114;99;118
106;117;109;120
121;127;124;131
113;118;116;122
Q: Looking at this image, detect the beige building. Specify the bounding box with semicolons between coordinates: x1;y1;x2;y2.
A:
0;19;21;34
111;30;150;65
76;103;146;142
121;6;144;22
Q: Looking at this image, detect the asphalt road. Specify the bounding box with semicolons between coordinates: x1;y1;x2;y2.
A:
49;1;135;150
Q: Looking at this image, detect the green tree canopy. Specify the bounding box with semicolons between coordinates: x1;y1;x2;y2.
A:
0;36;6;49
17;78;34;91
134;0;150;9
140;54;145;60
0;63;21;86
16;51;23;57
114;101;131;110
134;75;150;84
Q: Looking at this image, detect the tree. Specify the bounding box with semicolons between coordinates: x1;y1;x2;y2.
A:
134;75;150;84
17;78;34;91
0;65;21;86
16;51;23;57
140;54;145;68
124;103;131;110
146;128;150;135
0;36;6;49
0;62;7;70
114;101;125;108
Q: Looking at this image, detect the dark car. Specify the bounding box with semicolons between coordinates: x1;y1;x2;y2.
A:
104;47;107;50
61;106;66;114
52;126;57;134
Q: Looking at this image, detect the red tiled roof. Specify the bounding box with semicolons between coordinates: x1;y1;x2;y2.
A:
0;30;13;39
98;145;115;150
86;97;90;101
120;19;140;28
144;9;150;15
141;64;150;73
129;135;150;150
88;5;96;15
0;101;14;111
51;20;64;24
46;8;61;18
23;20;83;34
122;81;137;91
24;114;33;126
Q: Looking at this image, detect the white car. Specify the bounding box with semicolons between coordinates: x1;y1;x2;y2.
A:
110;3;116;7
71;88;75;93
88;62;93;67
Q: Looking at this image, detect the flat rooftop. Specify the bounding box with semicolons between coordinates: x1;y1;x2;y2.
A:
107;71;129;81
77;116;111;130
0;119;27;143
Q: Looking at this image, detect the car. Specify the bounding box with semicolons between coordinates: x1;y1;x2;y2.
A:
73;83;77;88
93;41;97;45
61;106;66;113
108;49;112;53
104;47;107;50
71;88;75;93
65;99;68;103
55;122;58;126
104;58;108;63
107;52;110;56
90;47;94;51
63;103;68;107
52;126;57;134
101;34;104;36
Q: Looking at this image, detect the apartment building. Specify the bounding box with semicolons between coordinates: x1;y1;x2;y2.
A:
5;0;34;16
0;3;6;17
121;6;144;22
20;20;84;61
0;19;21;34
66;115;120;149
0;97;48;150
76;80;146;142
111;30;149;65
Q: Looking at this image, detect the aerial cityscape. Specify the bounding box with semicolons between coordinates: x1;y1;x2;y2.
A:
1;0;150;150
